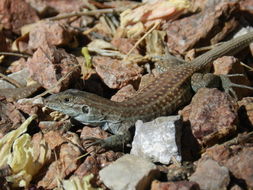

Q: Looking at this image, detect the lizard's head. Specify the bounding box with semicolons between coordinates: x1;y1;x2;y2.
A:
45;89;108;126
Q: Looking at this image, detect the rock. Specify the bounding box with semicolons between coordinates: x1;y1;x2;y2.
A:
37;132;82;189
93;56;143;89
0;100;25;138
99;154;160;190
189;157;230;190
204;143;253;189
0;68;29;89
179;88;238;146
0;0;39;34
28;21;75;49
111;84;136;102
166;2;239;55
111;37;139;54
26;44;80;93
131;115;182;164
225;147;253;188
151;180;200;190
238;97;253;128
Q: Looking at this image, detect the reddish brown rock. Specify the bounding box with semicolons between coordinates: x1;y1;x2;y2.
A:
213;56;252;98
27;0;88;14
165;2;239;55
111;84;136;102
225;147;253;188
37;136;82;189
44;130;66;150
75;151;123;177
38;121;71;133
93;56;143;89
151;180;200;190
27;44;80;92
74;156;100;178
28;21;75;49
0;0;39;34
111;37;139;54
0;100;25;138
189;157;230;190
80;126;109;140
205;142;253;188
238;97;253;127
14;100;41;116
179;88;238;146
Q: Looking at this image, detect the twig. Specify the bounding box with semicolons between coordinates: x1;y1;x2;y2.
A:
0;52;31;58
240;61;253;71
48;8;116;21
0;73;23;88
125;21;160;58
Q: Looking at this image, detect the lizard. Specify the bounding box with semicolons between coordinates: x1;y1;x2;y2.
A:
45;31;253;149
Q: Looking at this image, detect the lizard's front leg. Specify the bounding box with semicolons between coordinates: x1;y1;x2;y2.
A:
83;122;132;149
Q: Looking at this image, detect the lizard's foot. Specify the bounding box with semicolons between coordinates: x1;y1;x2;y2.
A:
191;73;221;92
219;74;253;100
82;132;131;150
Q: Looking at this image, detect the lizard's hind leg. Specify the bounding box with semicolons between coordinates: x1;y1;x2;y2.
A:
219;74;253;100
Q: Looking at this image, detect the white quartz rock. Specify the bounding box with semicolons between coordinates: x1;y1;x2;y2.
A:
131;115;182;164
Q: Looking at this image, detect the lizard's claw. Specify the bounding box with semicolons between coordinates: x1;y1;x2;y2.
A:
219;74;253;100
82;133;131;150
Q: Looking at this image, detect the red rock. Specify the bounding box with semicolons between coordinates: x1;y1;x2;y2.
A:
189;157;230;190
151;180;200;190
111;84;136;102
0;100;25;137
27;44;80;92
44;131;66;150
80;126;109;140
28;21;75;49
74;156;100;178
111;37;139;54
28;0;88;14
225;147;253;187
0;0;39;34
165;2;239;55
37;137;82;189
179;88;238;146
93;56;143;89
205;143;253;188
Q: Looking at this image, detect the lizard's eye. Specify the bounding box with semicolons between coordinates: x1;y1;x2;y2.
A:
63;98;70;103
82;105;90;114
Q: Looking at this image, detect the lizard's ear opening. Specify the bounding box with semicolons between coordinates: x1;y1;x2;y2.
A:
82;105;90;114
